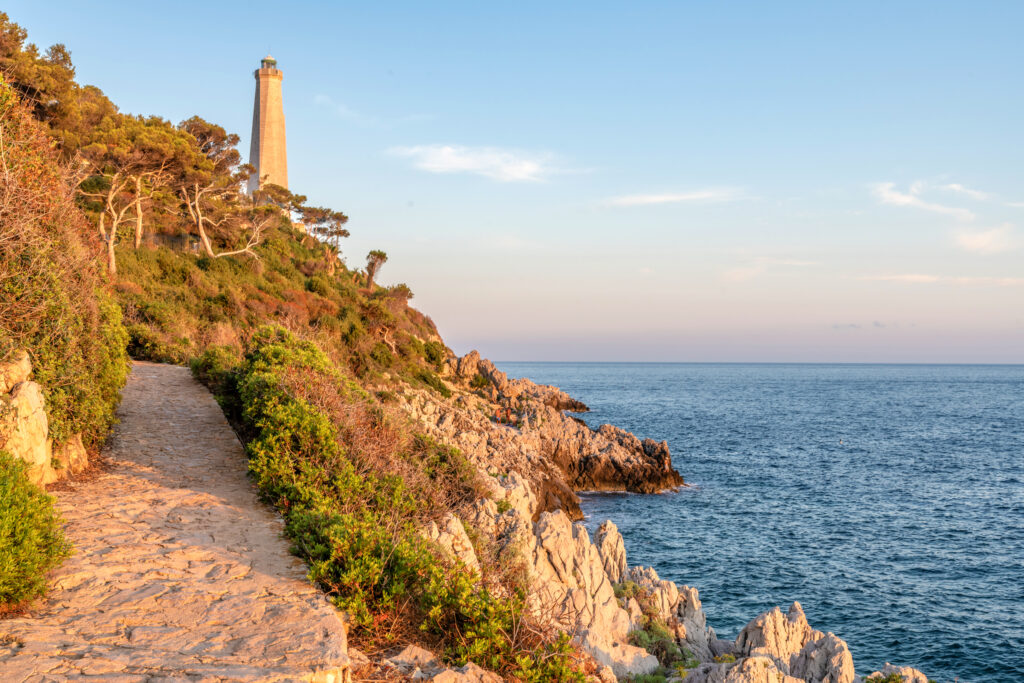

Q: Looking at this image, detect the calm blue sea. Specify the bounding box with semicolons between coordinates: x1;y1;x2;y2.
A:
496;363;1024;683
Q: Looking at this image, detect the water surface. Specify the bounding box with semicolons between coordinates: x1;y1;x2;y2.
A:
497;362;1024;683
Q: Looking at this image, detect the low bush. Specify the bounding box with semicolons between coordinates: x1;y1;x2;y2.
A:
223;326;585;680
415;368;452;398
0;451;72;610
629;619;682;667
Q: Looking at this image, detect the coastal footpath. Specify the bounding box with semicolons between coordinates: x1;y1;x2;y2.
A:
0;363;350;681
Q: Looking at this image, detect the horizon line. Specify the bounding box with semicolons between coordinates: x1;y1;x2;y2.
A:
493;360;1024;366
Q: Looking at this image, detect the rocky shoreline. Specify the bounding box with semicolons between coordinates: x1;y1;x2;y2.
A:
389;350;932;682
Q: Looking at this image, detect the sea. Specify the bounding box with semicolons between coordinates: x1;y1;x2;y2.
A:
495;362;1024;683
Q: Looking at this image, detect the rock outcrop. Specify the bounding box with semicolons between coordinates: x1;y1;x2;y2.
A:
0;350;87;486
425;512;480;572
734;602;855;683
686;656;804;683
401;350;685;522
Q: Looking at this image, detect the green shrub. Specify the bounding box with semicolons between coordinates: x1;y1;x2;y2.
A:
713;653;736;664
629;619;682;667
370;342;394;367
470;373;490;390
415;368;452;398
423;340;447;370
227;326;584;678
614;580;641;601
190;345;243;421
0;451;72;609
306;275;332;296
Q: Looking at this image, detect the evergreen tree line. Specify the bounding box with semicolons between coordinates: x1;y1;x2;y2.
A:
0;13;350;275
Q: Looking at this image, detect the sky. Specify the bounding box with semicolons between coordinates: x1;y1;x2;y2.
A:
10;1;1024;362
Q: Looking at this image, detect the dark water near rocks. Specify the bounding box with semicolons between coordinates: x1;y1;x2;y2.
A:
496;362;1024;683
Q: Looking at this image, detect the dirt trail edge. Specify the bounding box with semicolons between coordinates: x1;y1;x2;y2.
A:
0;362;350;682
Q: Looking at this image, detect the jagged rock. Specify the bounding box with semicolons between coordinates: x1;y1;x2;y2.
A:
425;513;480;572
625;597;644;630
710;638;737;658
864;664;930;683
676;585;716;662
385;645;442;674
735;602;817;671
790;631;855;683
595;520;627;583
596;664;618;683
347;647;371;670
501;471;537;520
579;628;660;679
403;351;686;523
623;566;678;623
531;511;631;641
686;656;804;683
0;350;31;394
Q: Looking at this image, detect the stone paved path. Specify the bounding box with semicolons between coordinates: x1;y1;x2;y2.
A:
0;362;351;682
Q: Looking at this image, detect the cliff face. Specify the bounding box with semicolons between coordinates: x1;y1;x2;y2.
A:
398;350;684;521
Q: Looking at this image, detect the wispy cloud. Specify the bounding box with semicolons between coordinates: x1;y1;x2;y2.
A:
940;183;991;201
872;182;974;221
862;273;1024;286
605;187;743;207
953;224;1018;254
722;256;816;282
387;144;557;182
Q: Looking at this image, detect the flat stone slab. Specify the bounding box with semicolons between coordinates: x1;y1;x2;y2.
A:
0;362;350;682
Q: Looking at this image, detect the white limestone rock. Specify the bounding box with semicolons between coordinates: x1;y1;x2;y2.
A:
0;350;31;394
595;520;627;583
425;513;480;572
790;631;855;683
686;656;805;683
579;628;660;679
0;380;53;486
735;601;817;671
863;663;930;683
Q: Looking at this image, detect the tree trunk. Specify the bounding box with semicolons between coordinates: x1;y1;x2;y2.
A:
195;219;215;258
106;235;117;275
134;176;143;249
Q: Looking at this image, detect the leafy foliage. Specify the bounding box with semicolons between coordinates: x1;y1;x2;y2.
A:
213;326;585;679
0;80;130;449
0;451;72;609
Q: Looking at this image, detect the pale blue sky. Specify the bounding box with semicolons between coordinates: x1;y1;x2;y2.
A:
11;2;1024;361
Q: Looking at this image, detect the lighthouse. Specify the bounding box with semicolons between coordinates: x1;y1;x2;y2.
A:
247;55;288;193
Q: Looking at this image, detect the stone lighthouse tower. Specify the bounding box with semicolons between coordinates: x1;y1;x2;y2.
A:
247;55;288;193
